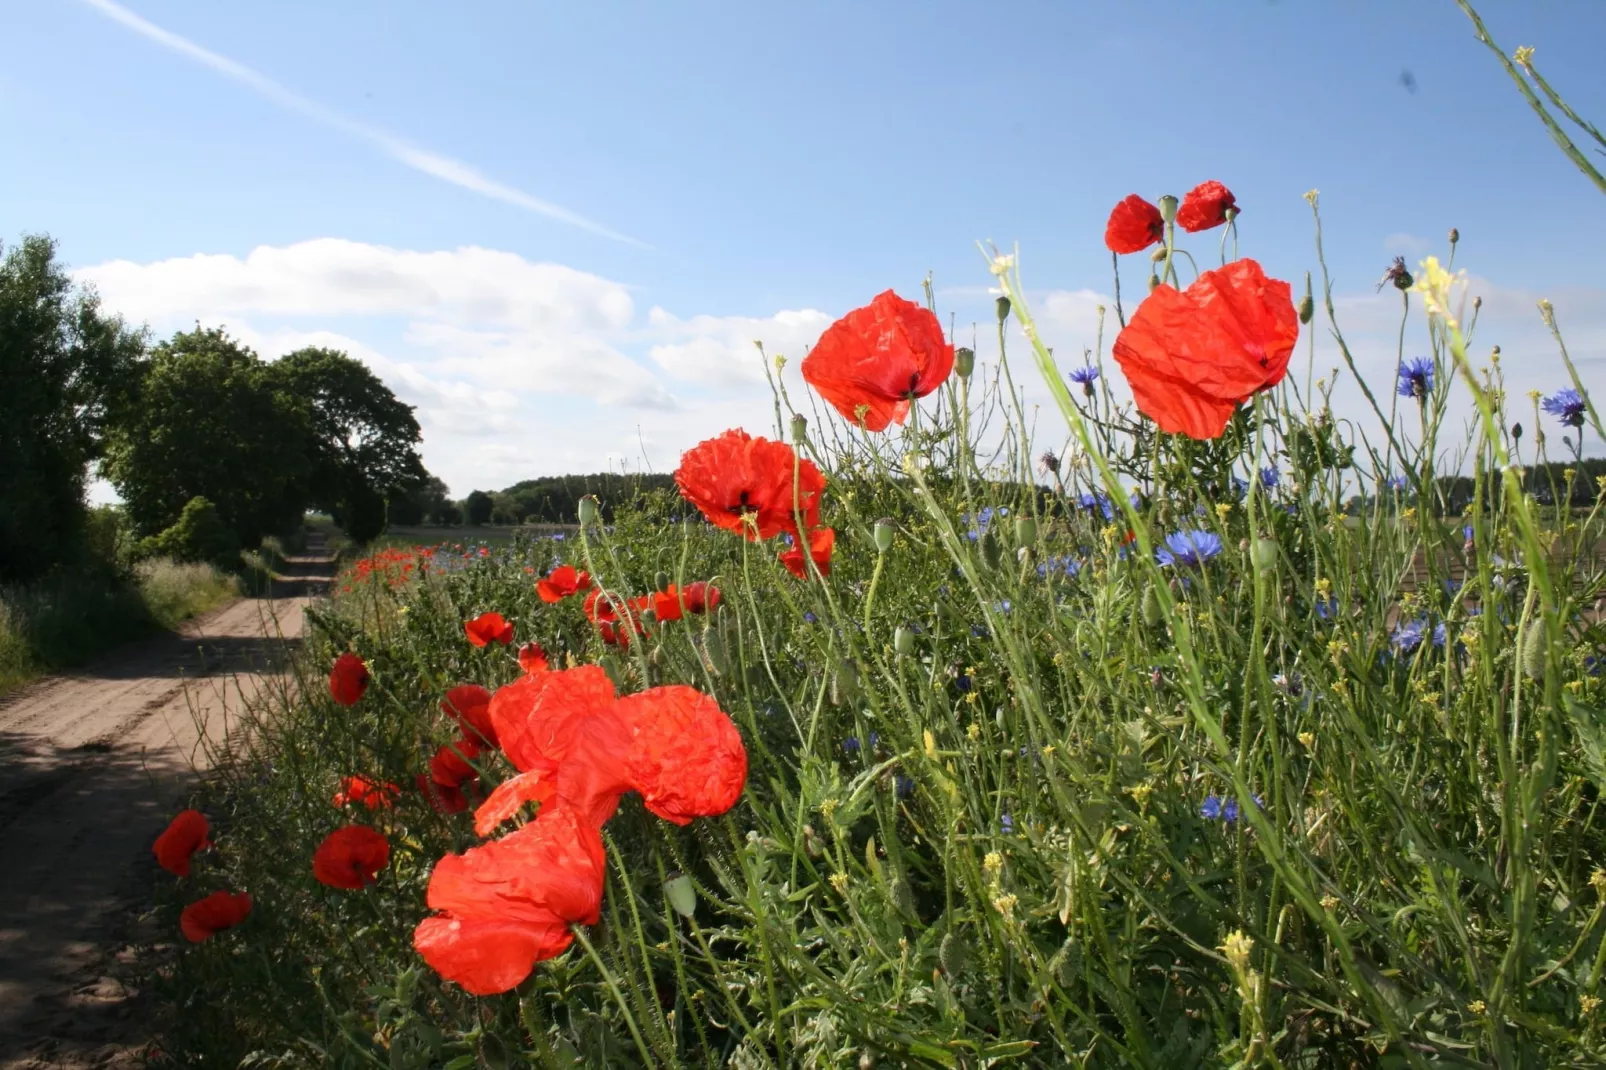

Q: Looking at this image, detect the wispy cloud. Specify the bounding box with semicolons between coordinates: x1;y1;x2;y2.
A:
79;0;645;247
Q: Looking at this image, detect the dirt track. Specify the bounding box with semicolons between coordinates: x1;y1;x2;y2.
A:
0;543;332;1068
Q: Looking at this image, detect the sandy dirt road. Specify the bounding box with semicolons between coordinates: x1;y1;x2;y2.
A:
0;545;332;1068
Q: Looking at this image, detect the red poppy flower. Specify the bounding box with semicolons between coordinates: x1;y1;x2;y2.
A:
312;825;390;890
328;652;369;707
1176;180;1238;233
153;809;211;877
682;582;721;614
489;666;619;775
180;890;252;943
430;739;482;787
414;806;607;995
583;589;643;646
616;686;748;826
1104;194;1166;254
536;565;593;603
464;612;515;648
417;773;471;814
1111;258;1297;440
332;775;400;810
517;642;550;675
674;429;825;541
778;527;835;579
801;290;955;432
636;586;684;624
442;684;498;749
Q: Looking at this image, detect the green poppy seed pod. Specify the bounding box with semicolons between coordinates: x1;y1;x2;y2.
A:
889;876;916;918
954;347;975;378
1141;585;1164;627
995;296;1011;323
981;530;1003;570
1298;294;1314;325
832;658;860;706
1448;227;1459;246
1014;515;1037;548
1521;618;1548;681
790;412;808;444
1147;274;1161;294
1512;422;1523;442
577;495;599;526
1251;538;1278;570
664;872;697;918
1158;194;1179;223
939;931;969;977
873;518;895;554
655;570;671;591
894;626;916;656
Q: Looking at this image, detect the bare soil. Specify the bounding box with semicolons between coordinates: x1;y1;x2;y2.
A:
0;541;333;1068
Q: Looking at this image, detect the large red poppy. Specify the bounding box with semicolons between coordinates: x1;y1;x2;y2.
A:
313;825;391;890
779;527;835;579
413;806;607;995
536;565;592;604
464;612;515;648
1176;180;1238;233
328;652;369;707
332;775;400;810
675;429;825;541
180;890;253;943
442;685;498;749
153;809;211;877
616;686;748;825
1104;195;1165;254
489;666;620;777
1111;258;1297;440
801;290;955;432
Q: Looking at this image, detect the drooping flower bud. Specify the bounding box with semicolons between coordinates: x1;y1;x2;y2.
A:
577;495;599;526
832;658;860;706
1512;422;1523;442
995;296;1011;323
1448;227;1459;246
1147;274;1160;294
1149;246;1168;263
954;347;975;378
1014;515;1037;548
1251;539;1278;570
981;530;1003;570
654;570;671;592
1299;272;1314;324
790;412;808;444
1141;585;1163;627
939;931;968;977
873;518;895;554
1521;616;1548;681
664;873;697;918
894;626;916;656
1157;194;1179;223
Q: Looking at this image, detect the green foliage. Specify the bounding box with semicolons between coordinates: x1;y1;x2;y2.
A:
137;495;239;569
489;473;678;524
0;234;146;581
463;489;494;526
105;327;311;549
337;478;390;546
388;473;453;526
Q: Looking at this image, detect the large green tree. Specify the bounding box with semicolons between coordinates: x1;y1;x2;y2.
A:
104;327;311;548
0;234;146;581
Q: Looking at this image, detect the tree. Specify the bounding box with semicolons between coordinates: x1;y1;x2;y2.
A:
265;348;424;534
388;473;451;526
464;490;494;526
0;234;146;580
104;327;310;549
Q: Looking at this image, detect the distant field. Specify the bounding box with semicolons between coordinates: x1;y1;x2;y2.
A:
374;523;579;550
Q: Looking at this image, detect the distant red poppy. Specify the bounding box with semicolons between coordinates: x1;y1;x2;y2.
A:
778;527;835;579
583;589;642;647
536;565;592;604
312;825;390;890
616;686;748;826
417;773;471;815
180;890;252;943
332;775;400;810
328;652;369;707
430;739;482;788
517;642;550;675
153;809;211;877
1111;258;1297;440
442;684;498;749
1176;180;1237;233
413;806;608;995
1104;194;1165;254
802;290;955;432
674;429;825;541
464;612;515;648
635;586;684;624
681;582;721;614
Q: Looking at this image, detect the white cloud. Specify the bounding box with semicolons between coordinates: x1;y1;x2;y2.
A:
645;307;833;388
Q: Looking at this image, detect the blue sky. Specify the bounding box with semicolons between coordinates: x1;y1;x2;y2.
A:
6;0;1604;496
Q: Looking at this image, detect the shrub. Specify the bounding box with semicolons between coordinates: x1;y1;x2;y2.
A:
138;496;239;569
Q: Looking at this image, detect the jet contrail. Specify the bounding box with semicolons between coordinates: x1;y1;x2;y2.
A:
80;0;646;247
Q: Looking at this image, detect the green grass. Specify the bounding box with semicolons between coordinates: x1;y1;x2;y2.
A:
146;216;1606;1066
374;523;579;551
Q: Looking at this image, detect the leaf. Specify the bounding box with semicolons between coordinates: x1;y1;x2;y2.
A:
1563;696;1606;793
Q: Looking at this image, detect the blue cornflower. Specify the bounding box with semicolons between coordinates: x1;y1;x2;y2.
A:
1542;388;1587;427
1397;356;1435;399
1462;525;1474;545
1392;617;1429;654
1231;476;1250;500
1077;492;1115;520
1260;466;1280;490
1068;365;1100;387
993;600;1013;614
843;732;880;755
970;624;989;638
803;611;818;624
1386;474;1408;491
1155;530;1224;568
894;775;916;799
954;672;973;693
1199;796;1224;820
1315;596;1340;621
1585;654;1603;678
1000;813;1015;834
1036;555;1082;580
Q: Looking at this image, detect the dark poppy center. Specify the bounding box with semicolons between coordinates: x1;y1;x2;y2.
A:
726;489;757;516
905;372;921;398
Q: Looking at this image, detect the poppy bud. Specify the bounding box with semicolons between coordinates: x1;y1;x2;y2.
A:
894;626;916;656
664;872;697;918
1141;586;1163;627
577;495;599;526
954;347;975;378
874;518;895;554
981;530;1003;569
889;876;916;918
939;931;969;977
1158;194;1178;223
1149;246;1168;263
1512;422;1523;441
995;296;1011;323
1251;538;1278;570
701;626;728;675
1448;227;1459;245
640;607;657;626
1014;516;1037;548
1147;274;1160;294
802;824;824;857
1521;617;1547;681
1473;295;1482;312
790;413;808;444
832;659;860;706
655;570;671;591
1297;294;1314;324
